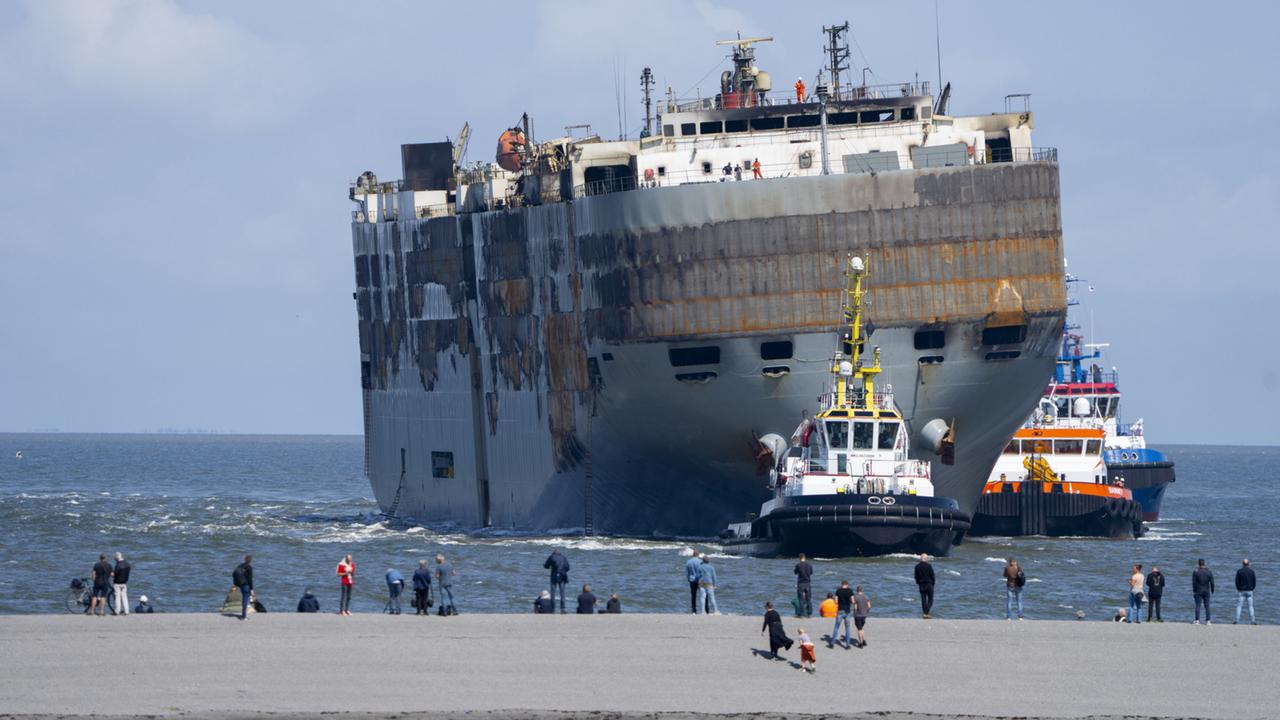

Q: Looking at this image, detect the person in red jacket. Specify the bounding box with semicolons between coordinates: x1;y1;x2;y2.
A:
337;554;355;615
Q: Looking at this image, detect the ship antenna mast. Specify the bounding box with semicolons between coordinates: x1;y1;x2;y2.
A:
834;255;881;410
823;22;850;101
640;67;655;138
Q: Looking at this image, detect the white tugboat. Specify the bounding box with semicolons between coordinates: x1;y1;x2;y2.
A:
722;256;970;557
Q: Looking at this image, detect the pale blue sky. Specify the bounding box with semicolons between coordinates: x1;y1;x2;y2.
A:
1;1;1276;444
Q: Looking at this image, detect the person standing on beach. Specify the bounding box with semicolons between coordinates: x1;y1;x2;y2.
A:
435;553;456;615
90;553;112;617
1127;564;1144;624
385;567;405;615
544;548;570;613
1234;558;1256;625
412;559;433;616
761;601;793;659
1146;566;1165;622
336;555;355;616
832;580;854;648
794;553;813;617
685;553;705;613
853;585;871;648
232;555;253;621
1192;558;1214;624
112;552;131;616
696;555;719;615
915;553;935;618
576;584;597;614
1003;558;1025;620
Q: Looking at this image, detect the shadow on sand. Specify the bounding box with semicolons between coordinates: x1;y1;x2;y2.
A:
750;647;802;670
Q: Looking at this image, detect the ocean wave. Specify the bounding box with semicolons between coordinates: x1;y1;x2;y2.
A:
1146;531;1203;537
945;569;961;576
984;557;1008;563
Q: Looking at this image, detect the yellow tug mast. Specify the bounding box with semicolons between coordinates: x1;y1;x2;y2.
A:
831;255;881;412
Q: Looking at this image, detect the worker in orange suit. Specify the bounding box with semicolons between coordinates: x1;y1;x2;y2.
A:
752;158;762;179
795;77;806;103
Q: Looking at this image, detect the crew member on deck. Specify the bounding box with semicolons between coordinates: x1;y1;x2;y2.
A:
795;77;806;103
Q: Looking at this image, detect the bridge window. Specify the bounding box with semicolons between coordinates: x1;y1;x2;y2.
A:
860;109;894;123
1054;439;1083;455
877;421;899;450
662;124;674;137
750;116;785;131
900;107;916;121
680;122;696;136
787;114;820;128
829;111;859;126
825;421;849;449
700;120;723;134
760;340;793;360
852;421;874;450
982;324;1026;345
668;346;720;367
724;119;748;133
431;451;454;479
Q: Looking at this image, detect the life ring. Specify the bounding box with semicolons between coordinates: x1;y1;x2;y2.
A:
867;496;882;505
883;496;896;506
643;168;655;181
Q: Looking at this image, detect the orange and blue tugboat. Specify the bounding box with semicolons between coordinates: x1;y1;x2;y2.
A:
971;424;1143;538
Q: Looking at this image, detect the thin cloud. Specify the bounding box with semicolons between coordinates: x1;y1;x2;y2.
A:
0;0;306;132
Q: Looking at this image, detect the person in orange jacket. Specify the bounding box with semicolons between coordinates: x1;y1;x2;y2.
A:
752;158;762;179
794;77;806;103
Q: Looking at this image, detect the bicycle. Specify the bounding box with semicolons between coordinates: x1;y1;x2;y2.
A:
65;578;116;615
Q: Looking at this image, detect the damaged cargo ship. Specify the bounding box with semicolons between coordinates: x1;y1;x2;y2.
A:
349;30;1067;536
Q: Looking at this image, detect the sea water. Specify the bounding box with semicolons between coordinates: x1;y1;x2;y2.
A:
1;433;1274;622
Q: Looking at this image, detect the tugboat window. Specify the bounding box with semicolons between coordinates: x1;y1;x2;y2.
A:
825;421;849;449
1086;439;1102;455
852;421;874;450
1055;439;1083;454
1003;441;1019;454
877;422;898;450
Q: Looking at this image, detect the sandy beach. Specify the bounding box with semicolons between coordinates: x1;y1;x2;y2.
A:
1;613;1276;719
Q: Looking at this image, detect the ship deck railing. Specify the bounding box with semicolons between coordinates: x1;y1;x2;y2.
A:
667;80;932;113
572;147;1057;198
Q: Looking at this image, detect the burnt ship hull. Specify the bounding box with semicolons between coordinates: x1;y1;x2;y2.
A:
722;495;970;558
352;161;1066;536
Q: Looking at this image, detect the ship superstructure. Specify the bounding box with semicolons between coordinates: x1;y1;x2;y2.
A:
349;27;1067;535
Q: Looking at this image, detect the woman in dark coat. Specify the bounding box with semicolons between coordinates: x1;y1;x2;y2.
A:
761;601;793;658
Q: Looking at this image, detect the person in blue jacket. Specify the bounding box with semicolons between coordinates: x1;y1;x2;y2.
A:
544;549;570;613
685;553;706;613
696;555;719;615
134;595;155;614
296;588;320;613
385;568;405;615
